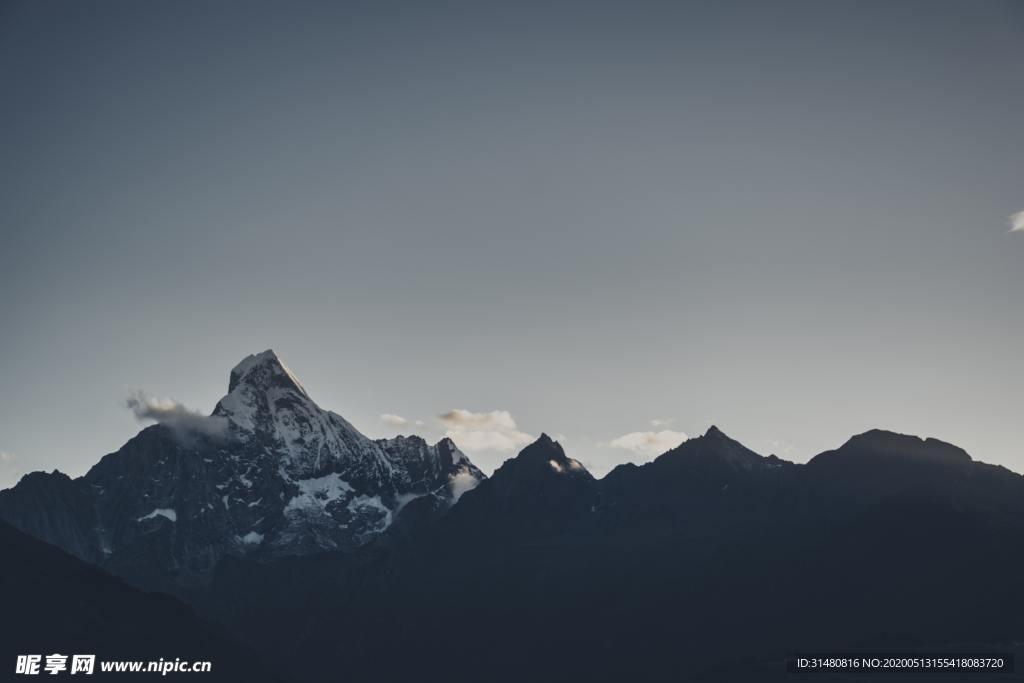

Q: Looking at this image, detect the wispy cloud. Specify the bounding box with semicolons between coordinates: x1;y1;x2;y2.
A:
1010;211;1024;233
379;413;408;427
606;430;687;459
126;391;228;440
0;450;24;490
438;409;533;453
449;471;481;502
649;418;674;427
768;439;799;458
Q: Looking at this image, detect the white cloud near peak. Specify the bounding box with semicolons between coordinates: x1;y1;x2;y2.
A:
439;409;518;431
1010;211;1024;232
449;471;480;502
438;409;534;453
607;430;688;459
379;413;408;427
125;391;227;439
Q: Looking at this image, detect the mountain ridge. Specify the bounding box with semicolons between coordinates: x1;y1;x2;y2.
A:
186;424;1024;683
3;350;1023;599
0;350;484;590
4;352;1024;681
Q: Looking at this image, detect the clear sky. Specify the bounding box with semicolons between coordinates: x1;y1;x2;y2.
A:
1;0;1022;486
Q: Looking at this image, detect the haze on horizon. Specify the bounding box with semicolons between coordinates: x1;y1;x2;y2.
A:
1;0;1022;487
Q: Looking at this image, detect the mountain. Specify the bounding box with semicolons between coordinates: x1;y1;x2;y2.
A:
0;519;271;681
187;429;1024;682
0;350;483;590
799;429;1024;525
440;433;598;540
4;351;1024;681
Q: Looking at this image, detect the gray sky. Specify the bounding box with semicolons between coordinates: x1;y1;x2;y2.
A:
2;0;1022;486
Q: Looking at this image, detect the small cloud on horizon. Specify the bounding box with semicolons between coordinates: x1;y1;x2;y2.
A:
1010;211;1024;232
126;391;228;440
438;409;534;454
768;439;800;458
449;470;480;502
649;418;674;427
0;450;24;490
379;413;408;427
605;430;688;459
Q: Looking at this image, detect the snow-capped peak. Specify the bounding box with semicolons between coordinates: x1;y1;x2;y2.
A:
228;349;308;397
211;354;484;498
435;436;467;465
0;350;486;585
214;351;390;482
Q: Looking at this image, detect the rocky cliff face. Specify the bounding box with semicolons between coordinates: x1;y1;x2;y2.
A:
0;350;483;589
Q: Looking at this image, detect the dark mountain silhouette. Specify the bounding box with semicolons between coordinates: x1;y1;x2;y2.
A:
441;433;599;540
185;429;1024;682
2;352;1023;681
0;519;272;681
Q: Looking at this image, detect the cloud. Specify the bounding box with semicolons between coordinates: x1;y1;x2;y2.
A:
1011;211;1024;233
649;418;674;427
438;409;534;453
607;430;688;459
439;409;518;431
126;392;228;440
0;451;24;490
449;471;480;502
379;413;408;427
769;439;799;458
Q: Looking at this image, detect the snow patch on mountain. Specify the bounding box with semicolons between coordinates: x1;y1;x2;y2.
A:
137;508;176;523
347;494;392;531
230;350;308;397
450;471;480;501
284;473;354;514
237;531;264;545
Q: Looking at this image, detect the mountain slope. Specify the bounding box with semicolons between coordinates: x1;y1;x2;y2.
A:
190;430;1024;683
0;350;483;590
0;520;271;681
442;433;598;540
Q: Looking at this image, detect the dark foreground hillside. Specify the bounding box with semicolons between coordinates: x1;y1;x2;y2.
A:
0;520;272;681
